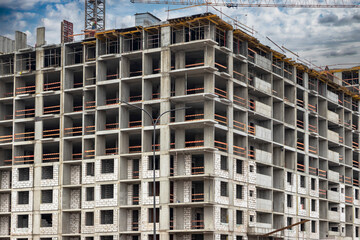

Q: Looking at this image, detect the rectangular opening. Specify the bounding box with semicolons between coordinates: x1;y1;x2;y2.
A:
86;162;95;176
85;212;94;226
86;187;94;201
40;214;52;227
18;191;29;205
41;190;53;204
101;184;114;199
101;159;114;174
148;208;160;223
17;215;29;228
18;168;30;181
100;210;113;224
41;166;53;180
148;181;160;196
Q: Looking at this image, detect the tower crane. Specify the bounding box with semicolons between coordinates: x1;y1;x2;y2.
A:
130;0;360;8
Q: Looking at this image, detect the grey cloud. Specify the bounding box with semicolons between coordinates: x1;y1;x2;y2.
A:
328;48;358;57
318;12;360;26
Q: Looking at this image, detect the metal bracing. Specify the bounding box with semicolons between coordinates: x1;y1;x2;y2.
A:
85;0;106;32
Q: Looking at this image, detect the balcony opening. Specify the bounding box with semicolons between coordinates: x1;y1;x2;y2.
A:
85;113;95;134
40;214;52;227
85;43;96;62
215;76;228;99
99;59;119;81
43;118;60;139
43;71;61;91
65;67;83;89
84;139;95;159
122;81;142;102
0;54;14;75
132;210;139;231
148;181;160;196
129;58;142;77
64;91;83;113
64;115;82;137
191;208;204;229
84;90;96;110
15;75;35;95
215;49;228;73
65;43;83;65
185;50;204;69
16;52;36;72
148;208;160;223
0;77;14;98
192;154;204;175
123;30;142;52
144;52;161;75
99;84;119;106
64;139;82;161
133;184;140;205
185;128;204;148
85;65;96;86
192;181;204;202
128;133;141;153
99;35;120;55
0;147;12;166
14;122;34;142
42;142;60;163
43;94;60;115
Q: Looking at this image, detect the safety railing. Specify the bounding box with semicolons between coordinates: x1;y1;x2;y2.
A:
215;62;227;72
352;124;358;131
73;82;83;88
309;166;318;176
214;87;228;98
308;103;317;112
296;120;304;129
233;95;246;107
106;73;119;80
353;160;359;168
233;145;246;157
308;124;317;133
353;179;359;187
214;114;227;126
297;163;305;172
3;159;12;165
185;113;204;121
170;219;174;230
152;92;160;100
106;98;119;105
84;150;95;159
42;153;60;162
248;125;255;135
4;91;13;98
152;144;160;151
129;70;142;77
191;219;204;229
345;196;353;204
85;101;96;110
339;136;344;144
233;120;246;132
185;62;204;68
297;141;305;151
4;114;13;120
248;149;255;159
72;153;82;160
132;195;140;205
319;189;327;198
192;166;205;175
132;170;140;179
309;146;317;154
129;120;142;128
16;85;35;95
129;145;141;153
187;87;204;95
339;175;344;183
105;123;119;130
339;154;344;161
132;222;139;231
85;125;95;134
44;82;60;91
353;141;359;149
0;134;12;143
248;99;255;110
73;105;83;112
297;99;304;108
43;105;60;114
214;141;228;151
233;70;246;82
14;155;34;164
64;126;82;136
43;129;60;138
170;193;174;203
185;140;204;148
106;147;118;155
192;193;204;202
129;95;142;102
15;132;34;141
318;169;327;178
345;176;352;185
15;108;35;118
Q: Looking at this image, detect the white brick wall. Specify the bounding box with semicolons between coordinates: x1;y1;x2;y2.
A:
142;155;159;179
0;193;11;212
95;183;118;207
12;167;33;189
95;158;118;182
11;190;33;212
40;164;59;187
0;170;11;189
11;213;33;235
0;216;10;235
39;212;58;235
94;208;118;233
70;165;81;185
40;188;59;211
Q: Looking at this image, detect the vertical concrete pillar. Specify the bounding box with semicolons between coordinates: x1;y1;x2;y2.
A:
15;31;27;50
36;27;46;47
161;26;171;47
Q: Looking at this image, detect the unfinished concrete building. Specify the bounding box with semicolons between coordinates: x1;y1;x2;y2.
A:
1;12;360;240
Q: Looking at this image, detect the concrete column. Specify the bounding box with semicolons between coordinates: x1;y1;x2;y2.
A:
15;31;27;50
36;27;46;47
226;30;233;51
161;26;171;47
175;51;185;69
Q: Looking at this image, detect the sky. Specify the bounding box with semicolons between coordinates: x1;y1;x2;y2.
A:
0;0;359;70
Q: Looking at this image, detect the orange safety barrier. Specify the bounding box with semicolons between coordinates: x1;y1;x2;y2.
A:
14;155;34;163
233;145;246;157
187;87;204;94
170;167;174;176
345;176;352;184
353;160;359;168
192;193;204;202
43;129;60;138
233;95;246;107
309;166;318;176
214;140;228;151
3;159;12;165
185;140;204;148
248;99;255;110
106;98;119;105
297;163;305;172
86;77;96;85
129;120;142;128
129;95;142;102
248;125;255;135
185;113;204;121
85;125;95;133
192;166;204;175
106;123;119;130
16;85;35;95
132;222;139;231
353;141;359;149
309;146;317;154
170;219;174;229
4;92;13;97
0;134;12;143
191;219;204;229
15;108;35;118
339;175;344;183
185;62;204;68
215;62;227;70
132;196;139;205
297;119;304;129
318;169;327;178
214;87;227;98
308;103;317;112
44;105;60;114
44;82;60;91
233;70;246;81
129;70;142;77
72;153;82;160
73;82;83;88
339;136;344;143
297;99;304;108
233;120;246;131
345;196;353;203
73;105;83;112
84;150;95;159
353;124;358;130
64;126;82;136
4;114;13;120
42;153;60;161
133;170;140;179
170;193;174;203
15;132;34;141
308;124;317;133
85;101;96;109
152;92;160;99
106;147;118;155
319;189;327;198
353;179;359;187
214;114;227;125
297;142;304;150
339;155;344;161
106;73;119;80
129;145;141;153
152;144;160;151
170;142;175;149
248;149;255;159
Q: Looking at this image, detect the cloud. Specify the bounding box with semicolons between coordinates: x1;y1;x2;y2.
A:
0;0;61;10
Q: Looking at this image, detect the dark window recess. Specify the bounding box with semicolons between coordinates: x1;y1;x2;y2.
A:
220;208;228;223
86;162;95;176
287;172;292;184
236;159;242;174
41;214;53;227
100;237;113;240
311;178;316;190
19;168;30;181
100;210;113;224
149;155;160;170
86;187;94;201
101;184;114;199
220;155;228;170
18;191;29;205
101;159;114;174
41;190;53;204
18;215;29;228
236;185;243;199
149;181;160;196
236;210;243;224
300;175;305;188
311;220;316;233
287;194;292;208
42;166;53;180
148;208;160;223
311;199;316;211
85;212;94;226
220;181;228;196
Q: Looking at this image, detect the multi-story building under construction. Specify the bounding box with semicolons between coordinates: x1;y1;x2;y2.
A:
1;12;360;240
